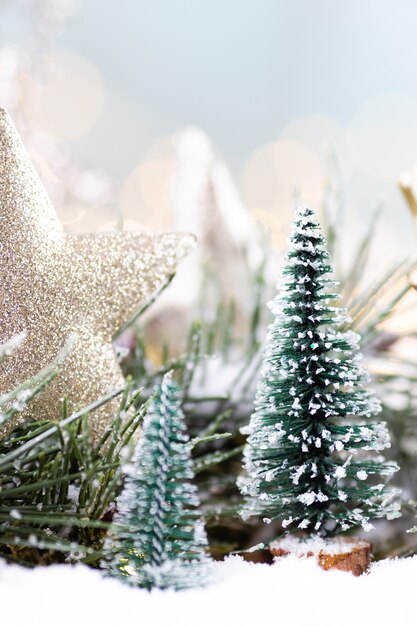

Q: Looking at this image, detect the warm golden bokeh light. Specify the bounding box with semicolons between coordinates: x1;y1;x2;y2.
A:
59;204;118;233
119;136;176;231
26;49;105;140
241;138;326;238
280;114;357;179
250;207;287;247
119;159;173;231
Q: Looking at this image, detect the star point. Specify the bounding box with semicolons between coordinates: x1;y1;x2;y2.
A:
0;109;195;439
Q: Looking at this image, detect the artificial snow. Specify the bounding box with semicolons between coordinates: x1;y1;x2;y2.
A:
270;534;369;556
1;554;416;626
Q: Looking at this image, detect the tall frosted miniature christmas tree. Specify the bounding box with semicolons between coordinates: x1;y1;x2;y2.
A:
239;206;400;542
104;373;212;590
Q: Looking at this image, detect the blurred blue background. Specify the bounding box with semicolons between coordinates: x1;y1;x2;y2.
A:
0;0;416;276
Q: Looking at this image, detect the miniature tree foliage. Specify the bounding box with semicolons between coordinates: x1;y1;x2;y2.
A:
104;373;211;590
239;206;400;536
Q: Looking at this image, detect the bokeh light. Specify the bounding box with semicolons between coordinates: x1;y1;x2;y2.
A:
241;139;326;242
280;115;357;179
26;49;104;140
119;137;174;232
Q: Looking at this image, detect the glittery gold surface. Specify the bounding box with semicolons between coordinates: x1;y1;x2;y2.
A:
0;108;195;440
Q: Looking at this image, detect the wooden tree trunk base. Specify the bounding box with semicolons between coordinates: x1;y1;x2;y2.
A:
270;536;372;576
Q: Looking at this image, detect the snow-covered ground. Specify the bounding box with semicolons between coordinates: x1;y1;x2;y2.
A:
1;554;414;626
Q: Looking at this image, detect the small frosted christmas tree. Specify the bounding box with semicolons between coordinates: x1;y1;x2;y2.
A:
238;206;400;537
104;373;212;590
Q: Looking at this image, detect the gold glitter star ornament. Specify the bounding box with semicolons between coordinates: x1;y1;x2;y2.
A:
0;108;195;440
